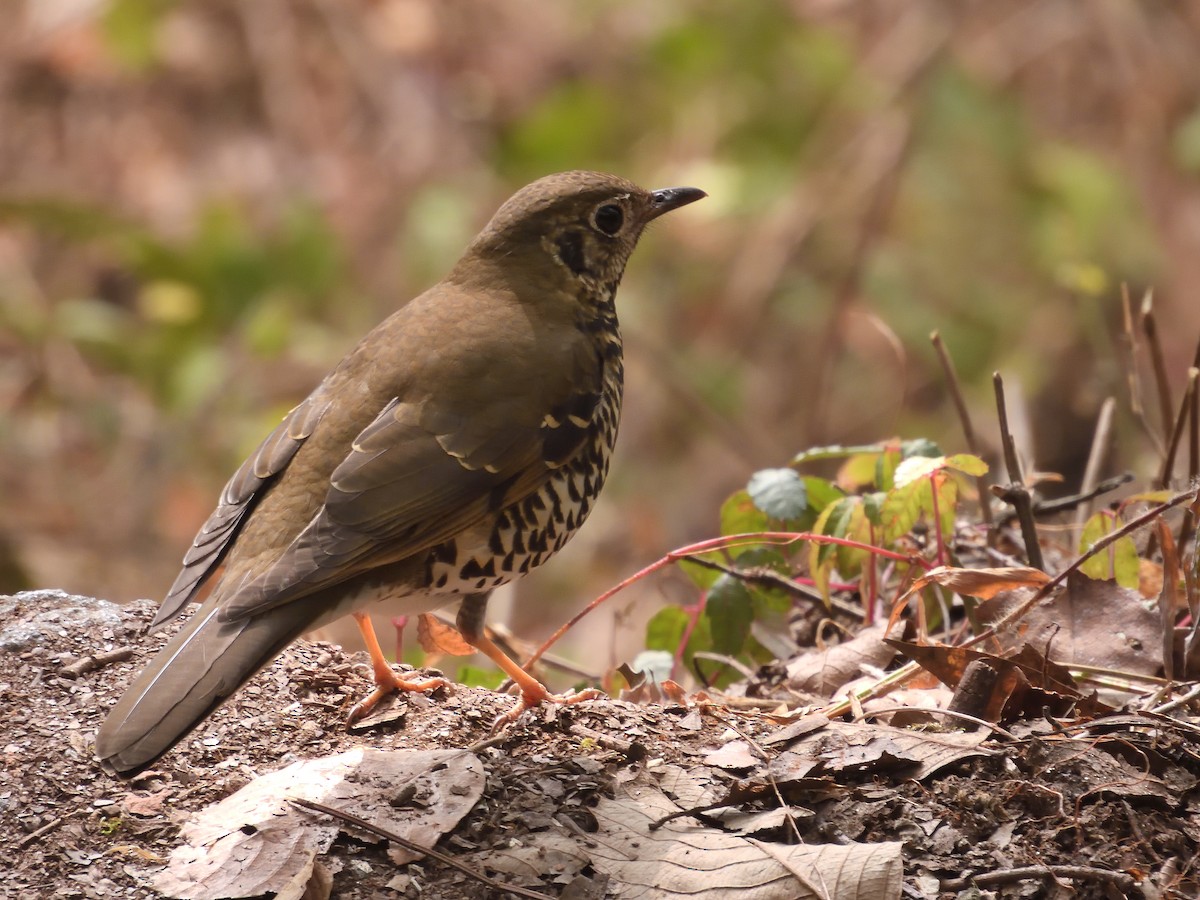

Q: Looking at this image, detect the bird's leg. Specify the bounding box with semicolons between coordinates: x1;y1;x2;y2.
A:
456;592;603;729
346;611;450;724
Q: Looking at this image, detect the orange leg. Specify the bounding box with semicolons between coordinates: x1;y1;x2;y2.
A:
346;611;449;724
456;593;602;728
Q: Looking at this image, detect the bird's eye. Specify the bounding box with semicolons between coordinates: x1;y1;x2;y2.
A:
592;204;624;236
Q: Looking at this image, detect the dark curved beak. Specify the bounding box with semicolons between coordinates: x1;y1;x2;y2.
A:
647;186;707;220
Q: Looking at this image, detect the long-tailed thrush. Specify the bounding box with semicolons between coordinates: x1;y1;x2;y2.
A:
95;170;705;775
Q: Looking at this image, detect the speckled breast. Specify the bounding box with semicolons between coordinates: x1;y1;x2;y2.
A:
424;366;623;597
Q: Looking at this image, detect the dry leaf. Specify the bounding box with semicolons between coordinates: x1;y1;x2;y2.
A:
416;613;475;655
153;749;484;899
978;572;1161;677
907;565;1051;601
588;776;902;899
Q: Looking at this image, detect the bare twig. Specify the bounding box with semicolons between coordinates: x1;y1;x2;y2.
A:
1033;473;1134;516
992;373;1043;570
681;555;863;619
931;331;992;526
1158;367;1197;489
941;864;1139;895
1142;290;1174;446
59;647;134;679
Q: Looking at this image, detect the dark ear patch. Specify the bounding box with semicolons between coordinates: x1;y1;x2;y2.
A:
556;231;589;276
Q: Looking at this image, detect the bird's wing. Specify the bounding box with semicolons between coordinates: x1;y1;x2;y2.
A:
151;392;332;627
216;373;604;621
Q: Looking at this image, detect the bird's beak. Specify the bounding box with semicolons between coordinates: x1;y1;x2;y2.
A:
647;186;707;220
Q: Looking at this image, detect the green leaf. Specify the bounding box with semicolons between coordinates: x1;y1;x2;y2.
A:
862;491;887;526
879;478;925;543
792;443;889;465
802;476;845;516
838;452;882;490
1079;512;1140;588
456;665;507;690
874;445;903;491
901;438;942;459
678;554;724;590
645;606;691;654
747;468;807;521
720;490;770;537
943;453;989;477
731;545;791;575
705;575;754;656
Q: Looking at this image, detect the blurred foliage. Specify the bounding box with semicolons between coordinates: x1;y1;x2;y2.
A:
2;2;1199;674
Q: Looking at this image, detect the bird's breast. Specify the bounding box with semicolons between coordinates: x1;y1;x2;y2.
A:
424;360;623;597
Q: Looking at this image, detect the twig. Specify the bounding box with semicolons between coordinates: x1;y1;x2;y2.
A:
1142;290;1174;446
1031;473;1133;516
681;555;863;619
59;647;134;679
16;813;76;849
859;706;1017;741
289;797;553;900
941;864;1139;894
1150;682;1200;716
1157;367;1197;489
968;487;1200;647
931;331;992;526
992;373;1043;570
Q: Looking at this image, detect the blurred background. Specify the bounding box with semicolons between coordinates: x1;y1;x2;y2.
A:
3;1;1200;671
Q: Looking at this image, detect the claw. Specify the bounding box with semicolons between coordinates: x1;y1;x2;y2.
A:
490;687;604;731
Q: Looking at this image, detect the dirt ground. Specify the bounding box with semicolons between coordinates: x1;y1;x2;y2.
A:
3;589;1199;899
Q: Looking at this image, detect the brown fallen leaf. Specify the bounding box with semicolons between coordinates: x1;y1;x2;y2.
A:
978;571;1161;677
768;718;993;783
417;613;475;655
904;565;1051;601
153;749;484;900
588;772;903;899
786;622;896;696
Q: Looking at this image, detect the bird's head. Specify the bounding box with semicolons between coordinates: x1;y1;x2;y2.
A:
452;171;705;298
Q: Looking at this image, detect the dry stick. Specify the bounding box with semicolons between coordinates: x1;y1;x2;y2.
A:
1033;473;1133;516
1142;290;1175;446
289;797;553;900
1158;368;1197;489
1184;368;1200;619
681;555;864;619
1120;286;1162;453
967;487;1200;649
992;373;1043;570
931;331;992;527
1158;520;1181;682
1073;397;1116;532
940;864;1138;895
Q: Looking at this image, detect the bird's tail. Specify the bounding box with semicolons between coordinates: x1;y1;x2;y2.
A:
94;600;313;776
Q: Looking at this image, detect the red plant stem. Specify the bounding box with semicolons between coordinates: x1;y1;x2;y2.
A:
930;472;947;567
674;597;705;680
522;531;930;669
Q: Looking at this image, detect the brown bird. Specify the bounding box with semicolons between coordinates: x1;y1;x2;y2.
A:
95;171;705;775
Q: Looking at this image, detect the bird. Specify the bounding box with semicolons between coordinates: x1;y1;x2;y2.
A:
94;171;705;776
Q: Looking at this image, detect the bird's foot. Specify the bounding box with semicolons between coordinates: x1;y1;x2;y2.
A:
491;686;605;731
347;669;450;725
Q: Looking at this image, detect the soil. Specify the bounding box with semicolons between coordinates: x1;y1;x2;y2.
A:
3;589;1198;899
